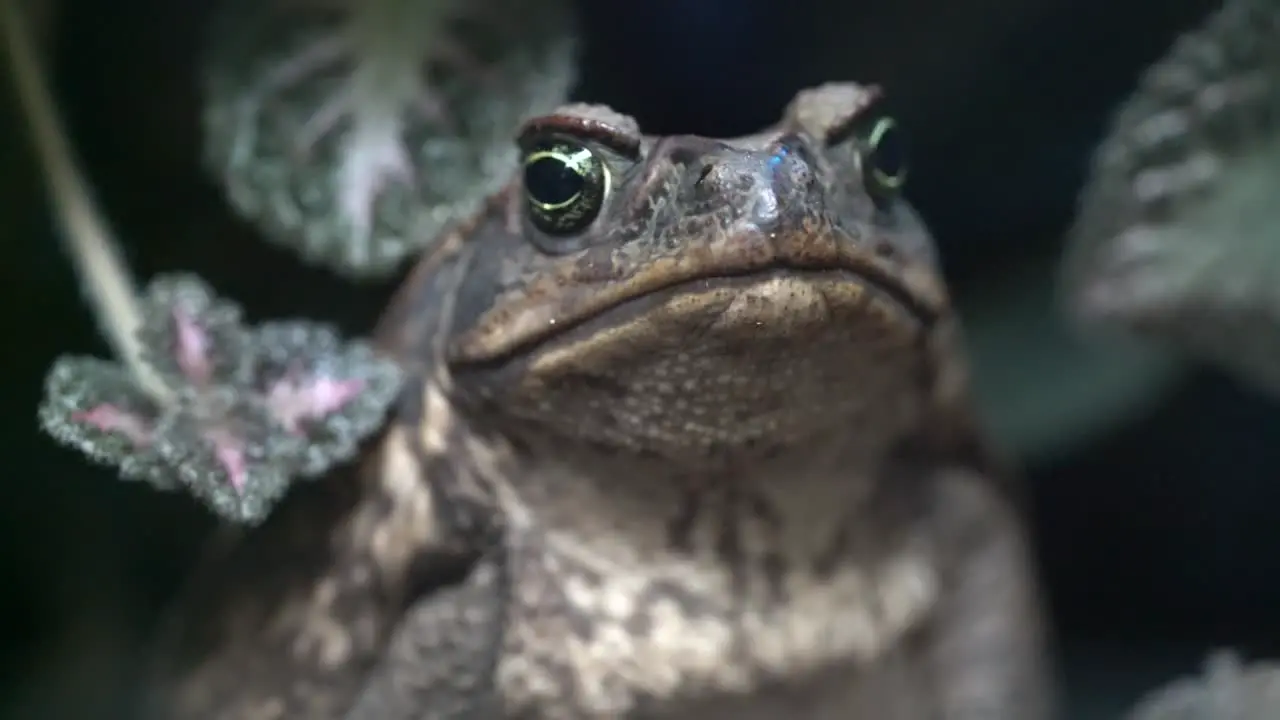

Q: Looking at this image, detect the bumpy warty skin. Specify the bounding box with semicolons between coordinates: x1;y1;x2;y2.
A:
145;83;1053;720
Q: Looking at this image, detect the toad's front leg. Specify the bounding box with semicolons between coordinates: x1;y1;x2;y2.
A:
342;546;509;720
923;467;1055;720
141;424;477;720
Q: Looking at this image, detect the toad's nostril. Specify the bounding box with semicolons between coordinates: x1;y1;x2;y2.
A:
694;162;715;187
690;159;749;196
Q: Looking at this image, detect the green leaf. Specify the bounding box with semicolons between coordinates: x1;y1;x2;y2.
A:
201;0;577;278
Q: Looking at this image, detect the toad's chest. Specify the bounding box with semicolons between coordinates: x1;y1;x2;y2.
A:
490;527;942;719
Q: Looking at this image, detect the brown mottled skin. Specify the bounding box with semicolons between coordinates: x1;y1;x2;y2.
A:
143;83;1053;719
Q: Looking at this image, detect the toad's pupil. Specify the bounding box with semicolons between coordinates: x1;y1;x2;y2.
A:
525;154;585;208
870;121;907;180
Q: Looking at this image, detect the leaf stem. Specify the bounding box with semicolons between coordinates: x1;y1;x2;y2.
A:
0;0;172;402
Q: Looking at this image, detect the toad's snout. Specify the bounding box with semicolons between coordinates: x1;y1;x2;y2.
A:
643;134;819;234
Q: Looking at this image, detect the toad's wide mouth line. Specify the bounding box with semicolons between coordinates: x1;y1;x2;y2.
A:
450;263;940;368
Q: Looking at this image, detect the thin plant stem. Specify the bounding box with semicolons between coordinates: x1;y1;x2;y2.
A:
0;0;171;402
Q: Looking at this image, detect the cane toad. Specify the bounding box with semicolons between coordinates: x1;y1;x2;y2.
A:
144;82;1053;720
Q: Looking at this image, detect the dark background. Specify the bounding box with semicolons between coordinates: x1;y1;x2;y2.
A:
3;0;1279;718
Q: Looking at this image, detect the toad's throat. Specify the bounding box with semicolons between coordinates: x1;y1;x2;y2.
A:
450;263;939;368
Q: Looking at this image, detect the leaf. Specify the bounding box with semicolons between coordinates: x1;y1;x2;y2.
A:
137;273;254;388
1061;0;1280;394
155;390;304;525
200;0;578;278
1125;650;1280;720
253;321;405;476
37;274;406;525
38;356;172;486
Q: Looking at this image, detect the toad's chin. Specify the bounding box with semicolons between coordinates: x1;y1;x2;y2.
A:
450;270;936;461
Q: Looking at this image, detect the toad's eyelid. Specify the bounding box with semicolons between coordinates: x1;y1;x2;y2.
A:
518;115;643;160
867;117;895;147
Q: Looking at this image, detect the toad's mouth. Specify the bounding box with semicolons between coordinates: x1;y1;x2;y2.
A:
447;263;946;460
448;257;944;370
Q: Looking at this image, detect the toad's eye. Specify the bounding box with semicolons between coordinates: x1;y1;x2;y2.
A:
522;140;610;240
858;117;909;209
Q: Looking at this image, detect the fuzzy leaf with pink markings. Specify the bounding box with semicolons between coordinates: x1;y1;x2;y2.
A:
201;0;577;278
37;274;405;524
